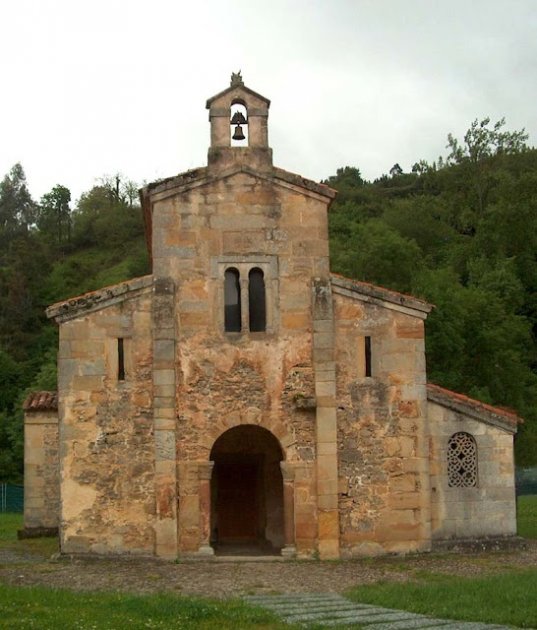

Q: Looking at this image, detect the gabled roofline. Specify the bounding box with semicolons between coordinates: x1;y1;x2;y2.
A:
46;275;154;323
206;84;270;108
330;273;433;319
427;383;521;433
140;165;337;262
273;167;337;200
141;165;336;203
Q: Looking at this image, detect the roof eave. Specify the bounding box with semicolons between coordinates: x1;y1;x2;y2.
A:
331;274;433;319
142;164;337;204
427;384;520;433
46;275;154;323
206;84;271;108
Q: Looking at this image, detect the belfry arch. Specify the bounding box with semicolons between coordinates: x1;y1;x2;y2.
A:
209;425;285;555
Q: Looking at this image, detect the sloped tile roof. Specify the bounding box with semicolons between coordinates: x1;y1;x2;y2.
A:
23;391;58;412
427;383;521;432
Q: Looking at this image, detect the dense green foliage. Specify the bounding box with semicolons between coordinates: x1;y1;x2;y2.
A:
0;170;149;480
0;117;536;479
328;119;537;465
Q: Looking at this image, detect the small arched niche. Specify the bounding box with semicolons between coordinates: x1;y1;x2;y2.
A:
230;100;248;147
210;425;284;554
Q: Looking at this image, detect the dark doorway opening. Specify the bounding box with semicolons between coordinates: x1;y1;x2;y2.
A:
210;425;284;555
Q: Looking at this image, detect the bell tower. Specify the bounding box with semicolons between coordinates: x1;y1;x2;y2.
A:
206;72;273;172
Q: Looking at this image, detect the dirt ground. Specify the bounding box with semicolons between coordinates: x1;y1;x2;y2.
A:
1;539;536;598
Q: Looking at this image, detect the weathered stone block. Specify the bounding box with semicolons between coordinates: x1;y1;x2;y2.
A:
281;312;310;330
153;370;175;386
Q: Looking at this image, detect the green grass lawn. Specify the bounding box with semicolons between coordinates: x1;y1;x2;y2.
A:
517;495;537;538
0;512;20;541
0;584;288;630
345;496;537;629
347;569;537;628
0;512;58;557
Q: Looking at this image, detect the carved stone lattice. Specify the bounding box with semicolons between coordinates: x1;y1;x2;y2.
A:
447;432;477;487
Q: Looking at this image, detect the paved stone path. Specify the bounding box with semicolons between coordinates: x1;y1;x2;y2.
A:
244;593;513;629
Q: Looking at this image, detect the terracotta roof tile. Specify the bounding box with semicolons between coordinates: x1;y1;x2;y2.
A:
23;391;58;412
427;383;521;427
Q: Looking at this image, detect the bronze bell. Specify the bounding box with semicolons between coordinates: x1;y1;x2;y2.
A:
231;111;247;124
232;124;245;141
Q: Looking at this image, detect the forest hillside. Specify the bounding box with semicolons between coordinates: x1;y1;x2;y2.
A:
1;118;536;481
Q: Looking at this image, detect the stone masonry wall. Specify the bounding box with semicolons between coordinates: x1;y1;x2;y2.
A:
428;400;516;540
334;292;431;556
150;172;331;556
58;291;154;555
23;410;59;530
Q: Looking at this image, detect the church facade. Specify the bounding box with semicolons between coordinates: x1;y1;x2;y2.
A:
23;75;519;559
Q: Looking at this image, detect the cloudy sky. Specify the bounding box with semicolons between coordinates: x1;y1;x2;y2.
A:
1;0;536;203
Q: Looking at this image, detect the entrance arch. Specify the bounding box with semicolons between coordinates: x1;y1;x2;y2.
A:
210;425;284;554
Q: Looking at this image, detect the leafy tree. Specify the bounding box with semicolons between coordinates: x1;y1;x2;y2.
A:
0;349;58;482
414;269;536;406
382;196;459;266
324;166;364;190
0;163;36;248
0;234;51;360
98;173;140;207
37;184;72;246
332;219;423;293
412;160;434;175
0;164;149;477
73;183;145;249
447;117;528;165
446;117;528;221
389;163;403;177
325;136;537;463
0;350;22;411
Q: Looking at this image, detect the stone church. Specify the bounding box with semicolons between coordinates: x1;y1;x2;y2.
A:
22;74;520;559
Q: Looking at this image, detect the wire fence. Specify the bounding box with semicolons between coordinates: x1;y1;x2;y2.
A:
0;483;24;513
516;468;537;496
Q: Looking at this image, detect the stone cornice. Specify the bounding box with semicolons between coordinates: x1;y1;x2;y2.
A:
46;275;154;323
205;83;271;108
141;165;336;204
330;274;433;320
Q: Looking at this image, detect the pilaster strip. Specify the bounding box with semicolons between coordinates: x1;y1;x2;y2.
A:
152;277;178;559
312;278;340;559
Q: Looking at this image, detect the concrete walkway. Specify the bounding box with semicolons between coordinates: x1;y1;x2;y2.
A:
244;593;513;629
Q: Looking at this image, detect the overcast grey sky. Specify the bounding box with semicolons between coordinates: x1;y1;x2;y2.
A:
1;0;536;203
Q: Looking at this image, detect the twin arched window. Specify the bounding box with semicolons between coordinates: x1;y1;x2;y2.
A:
224;267;266;333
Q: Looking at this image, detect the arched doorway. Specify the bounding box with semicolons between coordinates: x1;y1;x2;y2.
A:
210;425;284;555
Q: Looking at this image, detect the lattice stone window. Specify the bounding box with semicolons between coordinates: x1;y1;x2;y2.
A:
447;432;478;488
